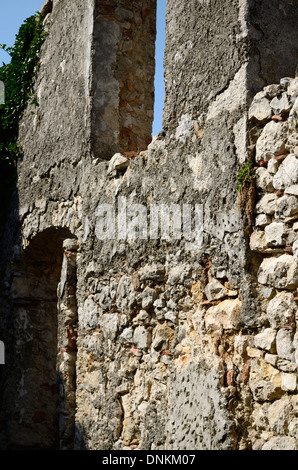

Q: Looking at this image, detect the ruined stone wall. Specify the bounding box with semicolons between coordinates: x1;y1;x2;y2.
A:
0;0;298;451
246;78;298;449
92;0;156;159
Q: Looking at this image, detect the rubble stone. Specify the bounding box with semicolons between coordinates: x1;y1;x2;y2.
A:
255;167;274;192
258;254;298;289
262;436;297;450
273;154;298;190
249;91;272;122
264;222;287;246
276;329;295;362
205;299;241;332
275;195;298;218
267;292;297;329
255;194;277;215
249;359;284;402
270;92;292;115
255;121;288;162
254;328;276;353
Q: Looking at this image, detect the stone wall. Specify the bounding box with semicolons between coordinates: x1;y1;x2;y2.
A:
92;0;156;159
0;0;298;451
246;77;298;450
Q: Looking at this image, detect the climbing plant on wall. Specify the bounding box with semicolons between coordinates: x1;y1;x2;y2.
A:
0;12;45;227
0;12;45;164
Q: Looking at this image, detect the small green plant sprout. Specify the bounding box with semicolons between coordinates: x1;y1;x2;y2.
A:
237;161;256;192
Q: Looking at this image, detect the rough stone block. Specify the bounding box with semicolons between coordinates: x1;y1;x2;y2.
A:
250;231;267;252
262;436;297;450
249;91;272;122
267;396;293;435
255;213;271;228
254;328;276;353
258;254;298;289
255;194;277;215
255;167;274;192
139;263;165;282
133;326;152;349
281;373;297;392
273;154;298;190
265;222;287;246
249;359;284;402
276;329;295;362
204;277;227;301
275;195;298;218
293;239;298;262
205;299;241;332
270;92;292;115
267;292;296;329
255;121;288;162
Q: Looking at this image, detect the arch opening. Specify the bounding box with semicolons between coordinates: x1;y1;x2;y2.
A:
6;228;79;450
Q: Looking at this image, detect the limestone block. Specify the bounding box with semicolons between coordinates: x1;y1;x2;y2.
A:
165;311;178;324
264;84;283;99
258;254;298;289
249;91;272;122
285;184;298;196
255;121;288;162
268;396;293;434
287;78;298;104
138;309;151;323
276;329;295;362
255;167;274;192
116;275;136;313
275;195;298;218
281;373;297;392
249;359;283;402
293;239;298;263
107;153;129;177
270;92;291;115
94;284;112;311
247;347;263;359
273;154;298;190
133;326;152;349
167;264;192;285
267;292;296;329
79;297;99;330
262;436;297;450
267;157;279;175
152;323;174;351
139;263;165;282
265;353;278;367
255;213;271;228
99;313;119;340
138;287;157;311
250;231;267;252
255;194;277;215
289;419;298;438
120;327;134;343
254;328;276;353
287;231;298;246
204;277;227;301
264;222;287;246
153;298;166;309
288;99;298;148
205;298;241;332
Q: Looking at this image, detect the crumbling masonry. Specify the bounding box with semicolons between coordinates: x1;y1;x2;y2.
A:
0;0;298;450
